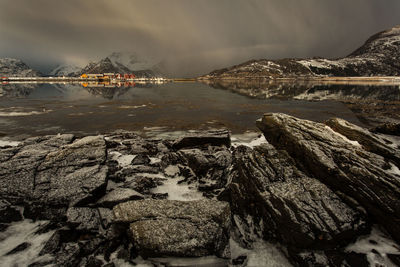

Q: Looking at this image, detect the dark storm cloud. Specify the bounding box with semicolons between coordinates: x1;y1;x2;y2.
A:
0;0;399;76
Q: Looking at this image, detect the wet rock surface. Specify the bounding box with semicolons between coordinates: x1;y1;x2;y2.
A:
1;118;400;266
257;113;400;243
114;199;231;257
227;144;367;250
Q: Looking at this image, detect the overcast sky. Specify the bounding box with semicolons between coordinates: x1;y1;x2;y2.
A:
0;0;399;76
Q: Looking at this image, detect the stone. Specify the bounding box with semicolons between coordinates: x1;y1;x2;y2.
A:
0;134;75;203
371;122;400;136
228;144;367;249
67;207;102;232
124;176;161;194
0;199;22;223
256;113;400;242
96;188;144;208
0;135;108;219
172;130;231;150
130;154;151;165
6;242;31;255
113;199;231;257
325;117;400;166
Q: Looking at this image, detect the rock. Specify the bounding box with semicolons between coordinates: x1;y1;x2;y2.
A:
113;199;231;257
228;144;367;249
151;193;169;199
97;208;114;229
124;176;161;194
325;117;400;166
0;199;22;223
6;242;31;255
172;130;231;150
180;146;232;192
130;154;150;165
0;134;74;203
371;122;400;136
0;135;108;219
34;136;108;206
291;250;369;267
67;207;102;232
39;230;62;256
54;243;81;267
96;188;144;208
256;113;400;242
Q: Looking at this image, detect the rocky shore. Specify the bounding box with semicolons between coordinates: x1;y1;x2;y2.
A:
1;114;400;266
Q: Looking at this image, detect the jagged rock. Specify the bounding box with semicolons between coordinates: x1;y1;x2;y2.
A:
291;250;369;267
130;154;150;165
67;207;102;232
113;199;231;257
0;135;108;219
372;122;400;136
0;199;22;223
0;134;74;202
256;113;400;242
54;243;82;267
172;130;231;150
180;146;232;192
124;176;162;194
6;242;31;255
228;144;367;249
97;208;114;229
96;188;144;208
325;117;400;166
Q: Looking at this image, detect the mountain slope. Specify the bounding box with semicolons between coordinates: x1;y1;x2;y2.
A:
200;25;400;79
49;64;82;77
0;58;41;77
78;52;162;78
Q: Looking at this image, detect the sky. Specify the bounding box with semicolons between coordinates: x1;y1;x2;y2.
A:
0;0;399;76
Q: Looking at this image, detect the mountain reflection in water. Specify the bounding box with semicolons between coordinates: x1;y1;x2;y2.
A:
0;81;398;138
204;79;400;126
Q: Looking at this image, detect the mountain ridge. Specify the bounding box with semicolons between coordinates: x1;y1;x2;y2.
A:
0;58;42;77
200;25;400;79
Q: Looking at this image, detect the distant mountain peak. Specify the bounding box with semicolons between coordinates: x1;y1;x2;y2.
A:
78;52;163;77
0;58;41;77
49;64;81;77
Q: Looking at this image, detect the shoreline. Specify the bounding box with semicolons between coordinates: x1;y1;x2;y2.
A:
197;75;400;86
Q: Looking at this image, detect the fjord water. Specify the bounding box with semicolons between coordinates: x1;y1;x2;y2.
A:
0;81;389;139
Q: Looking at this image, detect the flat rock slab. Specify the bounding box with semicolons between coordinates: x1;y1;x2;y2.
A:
96;188;144;208
113;199;231;257
256;113;400;242
0;135;108;218
172;130;231;150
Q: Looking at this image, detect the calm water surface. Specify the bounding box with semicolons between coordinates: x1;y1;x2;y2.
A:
0;82;380;139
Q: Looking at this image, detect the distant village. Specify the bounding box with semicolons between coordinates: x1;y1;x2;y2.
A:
1;72;169;86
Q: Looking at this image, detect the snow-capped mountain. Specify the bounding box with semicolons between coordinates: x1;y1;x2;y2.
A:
200;25;400;79
0;58;41;77
49;64;82;77
78;52;163;78
108;52;159;72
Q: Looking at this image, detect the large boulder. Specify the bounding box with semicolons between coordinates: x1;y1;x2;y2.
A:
0;134;75;202
228;144;367;250
113;199;231;257
256;113;400;242
0;135;108;219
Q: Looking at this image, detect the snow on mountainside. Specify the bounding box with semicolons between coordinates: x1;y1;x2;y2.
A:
108;52;159;72
0;58;41;77
78;52;163;78
49;64;82;77
201;25;400;79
